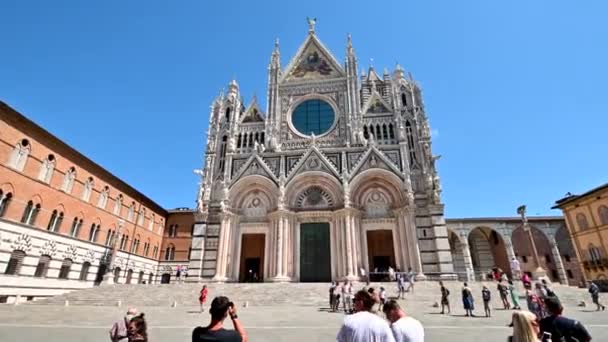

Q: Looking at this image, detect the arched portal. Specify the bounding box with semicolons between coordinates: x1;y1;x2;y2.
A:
512;225;555;281
468;227;510;278
448;229;466;280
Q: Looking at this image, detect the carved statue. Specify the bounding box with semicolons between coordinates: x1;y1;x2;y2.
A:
431;174;442;204
306;17;317;33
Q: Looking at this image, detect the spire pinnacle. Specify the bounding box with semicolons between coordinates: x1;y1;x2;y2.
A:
346;33;354;55
306;17;317;34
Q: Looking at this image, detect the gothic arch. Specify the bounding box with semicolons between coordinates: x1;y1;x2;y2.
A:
467;226;510;277
350;169;406;210
230;175;279;211
447;227;467;279
0;182;15;194
512;224;556;280
286;171;343;210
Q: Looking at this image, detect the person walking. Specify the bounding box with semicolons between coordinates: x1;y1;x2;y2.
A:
482;285;492;317
510;257;521;280
397;273;407;299
439;281;450;314
330;282;337;311
498;280;511;309
509;280;522;310
199;285;209;313
462;282;475;317
588;281;606;311
406;268;415;293
379;287;387;312
192;296;248;342
127;313;148;342
334;282;343;312
539;296;592;342
382;300;424;342
336;290;395;342
521;273;532;289
110;307;138;342
525;288;544;320
508;311;540;342
343;281;353;313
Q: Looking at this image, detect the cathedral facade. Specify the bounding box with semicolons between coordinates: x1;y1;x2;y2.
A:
190;23;455;282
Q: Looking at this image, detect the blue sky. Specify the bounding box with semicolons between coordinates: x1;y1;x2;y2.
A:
1;1;606;217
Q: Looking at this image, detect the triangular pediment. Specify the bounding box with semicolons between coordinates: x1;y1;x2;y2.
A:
362;91;393;115
240;97;265;123
282;34;345;82
286;145;341;182
230;154;278;186
349;146;403;180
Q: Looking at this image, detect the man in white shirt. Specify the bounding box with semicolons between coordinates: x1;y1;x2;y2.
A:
382;300;424;342
510;257;521;280
337;290;395;342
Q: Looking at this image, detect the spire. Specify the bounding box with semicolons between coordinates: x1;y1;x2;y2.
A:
270;38;281;68
394;62;405;80
346;33;354;56
227;79;239;98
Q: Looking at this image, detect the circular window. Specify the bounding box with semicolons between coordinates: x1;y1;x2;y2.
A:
291;99;335;136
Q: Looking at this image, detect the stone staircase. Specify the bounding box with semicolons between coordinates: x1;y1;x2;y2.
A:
26;281;591;308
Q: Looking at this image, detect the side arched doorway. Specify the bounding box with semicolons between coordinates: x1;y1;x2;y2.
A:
160;273;171;284
468;227;510;278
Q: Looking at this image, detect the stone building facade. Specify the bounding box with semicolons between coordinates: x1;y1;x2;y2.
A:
553;183;608;281
190;23;454;282
0;102;193;303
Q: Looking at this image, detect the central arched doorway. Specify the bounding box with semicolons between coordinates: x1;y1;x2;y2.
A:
367;230;396;281
299;222;331;282
239;233;265;282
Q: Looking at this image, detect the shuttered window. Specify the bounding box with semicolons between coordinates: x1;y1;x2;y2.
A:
4;250;26;275
58;258;72;279
34;255;51;277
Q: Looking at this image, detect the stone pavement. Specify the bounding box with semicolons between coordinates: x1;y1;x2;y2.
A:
2;282;608;341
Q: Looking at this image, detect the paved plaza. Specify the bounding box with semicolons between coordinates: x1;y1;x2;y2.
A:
1;282;607;341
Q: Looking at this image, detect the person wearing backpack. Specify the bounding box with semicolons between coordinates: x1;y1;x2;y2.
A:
482;285;492;317
439;281;450;314
588;281;606;311
539;296;591;342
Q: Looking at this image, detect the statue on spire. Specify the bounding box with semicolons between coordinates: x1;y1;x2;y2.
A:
307;17;317;34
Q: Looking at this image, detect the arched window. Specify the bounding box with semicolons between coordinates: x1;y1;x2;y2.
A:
152;245;159;258
119;234;129;250
58;258;72;279
79;262;91;281
47;210;64;232
61;167;76;193
237;133;242;148
105;229;115;246
88;223;100;242
81;177;94;202
137;208;145;226
158;219;164;235
388;124;395;140
131;235;140;253
168;224;178;238
363;126;369;139
164;244;175;261
599;205;608;226
0;191;13;217
405;121;417;164
70;217;83;237
21;200;41;225
127;202;135;222
143;240;150;256
38;154;55;183
113;194;123;215
589;245;602;262
576;213;590;231
401;93;408;107
126;269;133;284
97;186;109;209
138;271;144;284
7;139;30;171
148;213;155;231
5;250;26;275
34;255;51;277
218;136;228;173
382;124;389;141
261;132;265;144
148;273;154;284
225;107;231;123
113;267;121;283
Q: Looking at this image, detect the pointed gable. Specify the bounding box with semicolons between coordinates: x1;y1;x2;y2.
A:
231;154;278;186
282;34;345;82
349;146;403;180
286;145;341;182
241;97;265;123
362;90;392;115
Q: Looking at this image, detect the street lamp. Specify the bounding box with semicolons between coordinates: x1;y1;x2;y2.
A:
517;205;546;280
103;219;125;285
